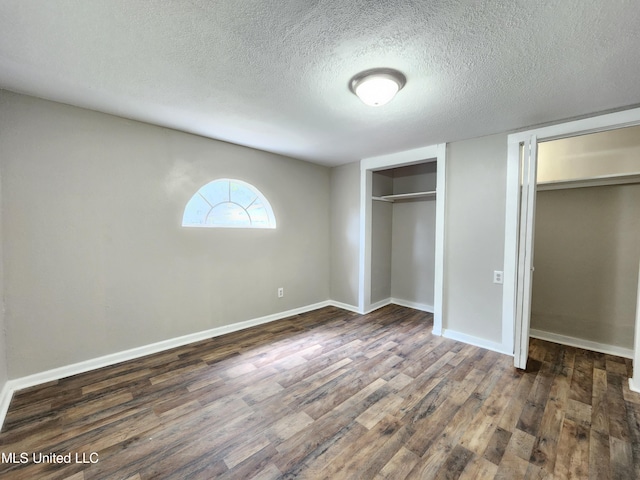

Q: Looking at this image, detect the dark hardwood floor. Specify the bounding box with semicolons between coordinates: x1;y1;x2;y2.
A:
0;305;639;479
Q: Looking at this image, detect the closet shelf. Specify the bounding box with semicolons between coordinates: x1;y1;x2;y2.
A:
373;190;436;202
537;173;640;191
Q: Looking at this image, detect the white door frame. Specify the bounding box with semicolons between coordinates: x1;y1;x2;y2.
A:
359;143;446;335
503;107;640;372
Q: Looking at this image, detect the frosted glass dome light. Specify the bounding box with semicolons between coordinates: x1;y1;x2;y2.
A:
349;68;406;107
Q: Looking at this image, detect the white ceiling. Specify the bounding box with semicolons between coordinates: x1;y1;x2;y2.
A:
1;1;639;166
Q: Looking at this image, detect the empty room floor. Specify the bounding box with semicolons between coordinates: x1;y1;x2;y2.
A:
0;305;638;479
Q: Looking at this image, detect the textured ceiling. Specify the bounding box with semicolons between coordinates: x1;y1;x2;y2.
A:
1;1;640;166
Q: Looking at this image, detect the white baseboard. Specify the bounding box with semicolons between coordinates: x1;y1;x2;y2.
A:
328;300;362;314
390;298;433;313
364;298;392;314
442;329;512;356
529;329;633;359
630;378;640;394
363;298;434;316
0;300;336;430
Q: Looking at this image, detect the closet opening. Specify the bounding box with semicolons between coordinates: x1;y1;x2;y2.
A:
371;162;437;312
359;144;446;335
504;107;640;389
531;127;640;360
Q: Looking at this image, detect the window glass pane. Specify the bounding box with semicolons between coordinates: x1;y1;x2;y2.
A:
182;194;212;226
199;180;229;206
182;178;276;229
247;205;269;226
208;203;251;226
230;181;257;208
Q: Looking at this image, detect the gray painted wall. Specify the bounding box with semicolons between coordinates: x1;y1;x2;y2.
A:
372;170;393;197
329;162;360;307
444;134;507;343
0;91;330;378
370;171;393;304
392;163;437;194
390;164;437;307
391;199;436;307
532;185;640;348
371;200;393;304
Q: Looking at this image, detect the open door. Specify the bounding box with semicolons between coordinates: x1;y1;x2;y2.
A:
514;136;538;369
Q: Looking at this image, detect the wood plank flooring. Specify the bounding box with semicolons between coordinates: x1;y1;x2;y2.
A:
1;305;639;479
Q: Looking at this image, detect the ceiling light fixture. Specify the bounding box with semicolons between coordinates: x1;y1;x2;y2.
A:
349;68;407;107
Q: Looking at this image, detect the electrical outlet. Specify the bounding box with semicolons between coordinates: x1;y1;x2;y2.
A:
278;287;284;298
493;271;503;284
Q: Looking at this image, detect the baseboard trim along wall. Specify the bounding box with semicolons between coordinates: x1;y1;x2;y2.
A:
365;298;393;314
529;329;634;359
0;300;338;430
442;329;512;356
364;298;434;316
390;298;433;314
329;300;361;314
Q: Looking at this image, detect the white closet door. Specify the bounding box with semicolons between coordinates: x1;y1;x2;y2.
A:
514;135;538;369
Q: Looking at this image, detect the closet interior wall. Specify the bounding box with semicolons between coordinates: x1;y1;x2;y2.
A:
532;184;640;351
371;162;437;310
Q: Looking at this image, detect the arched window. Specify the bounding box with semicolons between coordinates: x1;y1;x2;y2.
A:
182;179;276;228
